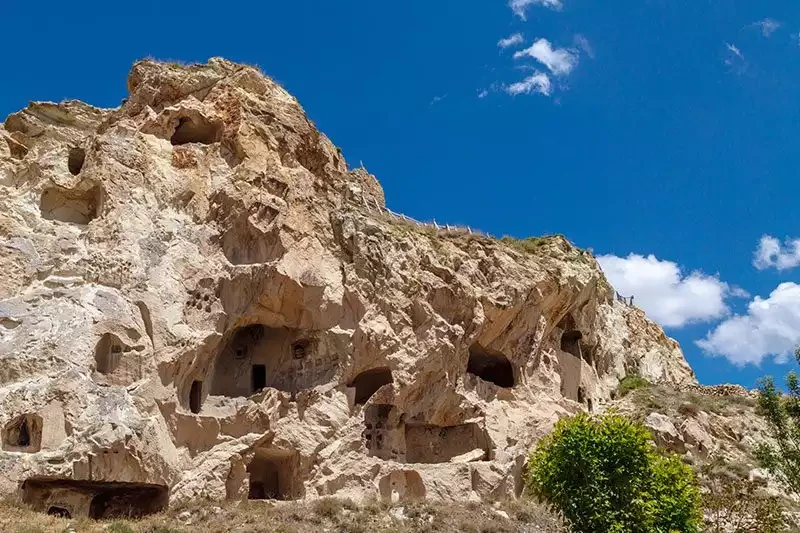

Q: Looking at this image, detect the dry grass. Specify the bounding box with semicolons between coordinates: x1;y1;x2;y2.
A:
0;497;564;533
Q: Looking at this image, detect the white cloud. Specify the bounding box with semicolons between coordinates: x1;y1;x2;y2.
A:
753;18;781;37
477;89;489;98
597;254;737;328
753;235;800;271
509;0;563;20
505;72;552;96
697;283;800;365
514;39;578;76
498;33;524;49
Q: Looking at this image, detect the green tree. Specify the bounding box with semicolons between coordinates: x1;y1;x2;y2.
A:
526;412;701;533
755;347;800;496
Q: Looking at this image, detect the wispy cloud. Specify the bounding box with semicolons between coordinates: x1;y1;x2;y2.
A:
498;33;525;49
509;0;562;20
752;18;782;38
514;39;578;76
698;283;800;365
477;89;489;99
753;235;800;271
429;94;447;106
505;72;552;96
597;253;741;328
573;34;594;59
724;42;747;74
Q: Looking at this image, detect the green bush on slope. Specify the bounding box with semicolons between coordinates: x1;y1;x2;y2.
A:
526;412;701;533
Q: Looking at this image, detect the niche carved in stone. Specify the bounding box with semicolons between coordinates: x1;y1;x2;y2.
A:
247;448;301;500
2;414;43;453
209;326;335;399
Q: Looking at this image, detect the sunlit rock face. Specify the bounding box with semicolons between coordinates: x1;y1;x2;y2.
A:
0;58;695;514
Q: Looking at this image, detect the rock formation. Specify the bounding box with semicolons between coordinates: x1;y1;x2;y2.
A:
0;58;695;519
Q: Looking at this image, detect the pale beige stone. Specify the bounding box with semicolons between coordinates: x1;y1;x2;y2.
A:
0;58;696;516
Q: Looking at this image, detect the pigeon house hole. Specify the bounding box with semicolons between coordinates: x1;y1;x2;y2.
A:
467;344;515;388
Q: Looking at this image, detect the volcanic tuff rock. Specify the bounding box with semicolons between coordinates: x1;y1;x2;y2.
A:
0;58;695;517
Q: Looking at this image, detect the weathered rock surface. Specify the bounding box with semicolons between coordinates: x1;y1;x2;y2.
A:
0;58;695;518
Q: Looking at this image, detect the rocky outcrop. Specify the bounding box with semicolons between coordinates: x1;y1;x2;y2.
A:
0;58;695;518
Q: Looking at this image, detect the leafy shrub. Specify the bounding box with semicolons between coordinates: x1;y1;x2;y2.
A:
526;412;701;533
617;375;651;396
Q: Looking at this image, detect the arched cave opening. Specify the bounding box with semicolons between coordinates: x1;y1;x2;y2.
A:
467;344;515;388
40;185;103;224
247;448;300;500
67;147;86;176
349;367;393;405
170;116;221;146
209;325;334;399
2;414;43;452
22;479;168;519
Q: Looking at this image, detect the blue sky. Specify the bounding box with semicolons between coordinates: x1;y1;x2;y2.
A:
3;1;800;388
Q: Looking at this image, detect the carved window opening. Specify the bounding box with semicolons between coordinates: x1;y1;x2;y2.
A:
292;340;309;359
189;380;203;414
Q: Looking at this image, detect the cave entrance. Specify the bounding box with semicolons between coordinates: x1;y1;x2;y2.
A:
21;479;168;519
247;448;299;500
252;365;267;393
2;414;43;453
350;367;393;404
47;506;71;518
467;344;515;388
170;116;221;146
189;380;203;414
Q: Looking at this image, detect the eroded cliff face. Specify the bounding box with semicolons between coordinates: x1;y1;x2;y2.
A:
0;58;695;517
